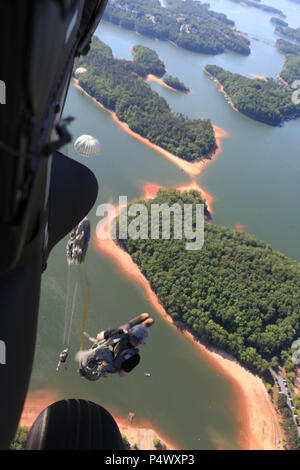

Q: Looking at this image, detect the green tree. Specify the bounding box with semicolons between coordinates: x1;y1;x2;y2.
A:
10;426;29;450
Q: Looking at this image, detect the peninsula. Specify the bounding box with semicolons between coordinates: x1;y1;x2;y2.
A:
75;37;216;161
115;188;300;449
228;0;286;17
103;0;251;55
204;65;300;125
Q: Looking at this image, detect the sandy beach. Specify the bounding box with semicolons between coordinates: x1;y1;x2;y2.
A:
94;182;284;451
129;46;180;93
146;73;180;92
235;223;247;232
73;79;228;177
249;73;268;82
19;390;177;450
146;74;192;94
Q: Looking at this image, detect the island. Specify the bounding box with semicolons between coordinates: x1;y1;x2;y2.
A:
131;45;190;92
275;24;300;43
204;64;300;125
116;188;300;450
131;45;166;78
274;37;300;86
75;37;216;161
280;54;300;85
227;0;286;18
277;39;300;56
103;0;251;55
270;17;288;28
163;75;190;93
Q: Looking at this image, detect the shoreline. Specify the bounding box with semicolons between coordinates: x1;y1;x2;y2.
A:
114;416;179;450
235;223;247;232
73;79;228;177
146;74;192;94
19;390;178;450
277;73;291;88
146;74;177;93
129;47;189;94
94;182;284;451
249;73;268;82
203;67;239;113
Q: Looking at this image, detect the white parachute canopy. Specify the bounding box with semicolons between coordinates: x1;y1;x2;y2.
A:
74;134;102;157
75;67;88;78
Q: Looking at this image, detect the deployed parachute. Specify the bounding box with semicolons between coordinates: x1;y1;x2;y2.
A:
74;134;101;157
67;218;91;265
74;66;88;78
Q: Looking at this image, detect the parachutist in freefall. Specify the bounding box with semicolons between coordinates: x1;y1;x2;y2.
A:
76;313;154;381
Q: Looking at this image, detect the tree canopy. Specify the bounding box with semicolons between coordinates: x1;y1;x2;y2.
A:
205;64;300;125
227;0;285;17
76;37;216;161
103;0;251;55
132;45;166;78
117;189;300;376
280;54;300;85
277;39;300;56
163;75;190;93
271;17;288;28
275;24;300;43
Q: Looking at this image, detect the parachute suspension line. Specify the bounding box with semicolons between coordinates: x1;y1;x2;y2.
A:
79;262;91;350
67;280;78;346
63;263;72;346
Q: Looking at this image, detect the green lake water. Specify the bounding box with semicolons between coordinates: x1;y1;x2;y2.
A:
28;0;300;449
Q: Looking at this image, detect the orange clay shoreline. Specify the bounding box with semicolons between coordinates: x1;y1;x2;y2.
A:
94;182;284;451
129;47;186;94
249;73;268;82
19;390;179;450
73;79;228;178
130;46;183;93
277;74;291;88
146;73;193;94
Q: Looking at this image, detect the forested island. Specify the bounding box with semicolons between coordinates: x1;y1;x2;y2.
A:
163;75;190;93
131;45;190;92
270;17;288;28
76;37;216;161
204;65;300;125
228;0;286;17
103;0;251;55
277;39;300;56
275;24;300;43
275;37;300;88
280;54;300;85
132;45;166;77
117;189;300;380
